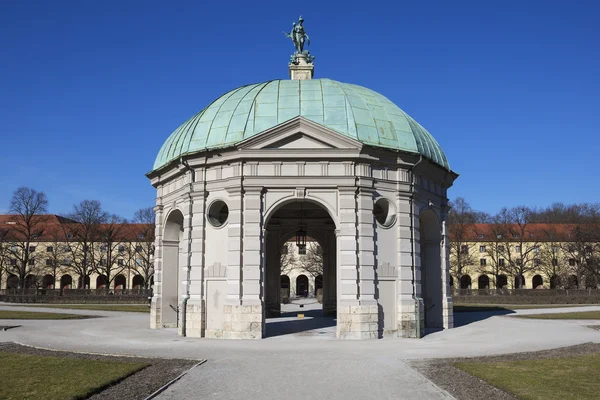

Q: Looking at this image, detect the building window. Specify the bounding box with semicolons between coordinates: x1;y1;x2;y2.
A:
136;258;143;266
569;258;576;266
136;246;143;253
67;233;73;239
99;258;106;266
46;258;53;266
479;245;486;253
117;259;124;266
499;258;505;267
497;234;503;239
64;258;72;265
460;245;468;254
498;246;505;253
100;245;107;253
137;233;144;240
477;234;484;239
515;245;522;253
64;246;72;252
534;258;540;266
551;246;558;253
533;246;539;254
46;246;53;252
552;258;558;266
513;234;520;239
28;259;35;266
10;259;17;266
118;245;125;253
480;258;487;266
29;246;36;252
516;259;522;266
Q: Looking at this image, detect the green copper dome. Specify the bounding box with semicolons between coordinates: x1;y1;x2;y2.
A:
153;79;449;171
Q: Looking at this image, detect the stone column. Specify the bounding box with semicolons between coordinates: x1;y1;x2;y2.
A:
177;196;192;336
397;194;423;338
265;228;281;317
322;228;337;316
441;215;454;329
223;186;263;339
184;190;207;338
150;204;164;329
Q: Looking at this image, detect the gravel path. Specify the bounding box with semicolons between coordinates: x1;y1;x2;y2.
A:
411;342;600;400
0;342;200;400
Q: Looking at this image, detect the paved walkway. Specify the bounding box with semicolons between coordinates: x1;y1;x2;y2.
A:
2;304;600;399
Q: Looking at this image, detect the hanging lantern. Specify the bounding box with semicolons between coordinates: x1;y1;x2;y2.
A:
296;228;307;249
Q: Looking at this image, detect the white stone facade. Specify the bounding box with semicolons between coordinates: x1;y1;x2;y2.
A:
147;117;457;339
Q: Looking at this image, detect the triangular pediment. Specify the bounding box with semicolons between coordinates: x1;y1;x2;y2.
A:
236;117;363;151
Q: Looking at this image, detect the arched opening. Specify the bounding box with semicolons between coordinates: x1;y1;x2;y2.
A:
280;275;290;303
550;275;559;289
514;275;525;289
459;274;472;289
478;275;490;289
449;275;454;288
114;274;126;290
567;274;578;289
161;209;184;328
25;274;37;289
315;274;323;296
42;274;55;289
264;200;336;338
78;275;90;289
132;275;145;290
532;275;543;289
296;274;308;296
96;275;107;289
6;274;18;290
419;209;444;330
60;274;72;290
497;274;508;289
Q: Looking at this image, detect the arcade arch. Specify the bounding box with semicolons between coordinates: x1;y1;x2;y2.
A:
161;209;184;328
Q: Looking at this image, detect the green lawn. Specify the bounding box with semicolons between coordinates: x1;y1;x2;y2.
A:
454;353;600;400
0;310;90;320
517;311;600;320
0;352;147;400
20;304;150;313
453;304;596;313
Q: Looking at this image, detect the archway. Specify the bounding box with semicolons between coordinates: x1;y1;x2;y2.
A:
497;274;508;289
6;274;18;290
550;275;559;289
567;275;578;289
161;209;184;327
514;275;525;289
296;275;308;296
419;209;444;330
25;274;37;289
96;275;107;289
114;274;126;290
264;200;336;337
132;275;145;290
280;275;290;302
42;274;55;289
315;274;323;296
478;275;490;289
532;275;543;289
78;275;90;289
60;274;72;289
459;274;471;289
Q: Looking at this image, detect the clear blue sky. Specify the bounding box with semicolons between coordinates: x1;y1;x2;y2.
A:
1;0;598;219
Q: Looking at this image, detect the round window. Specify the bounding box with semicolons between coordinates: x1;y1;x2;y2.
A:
373;198;396;228
207;200;229;227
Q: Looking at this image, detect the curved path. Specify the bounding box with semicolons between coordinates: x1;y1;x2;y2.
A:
2;304;600;399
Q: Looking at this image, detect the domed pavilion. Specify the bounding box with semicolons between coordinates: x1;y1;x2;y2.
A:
147;18;458;339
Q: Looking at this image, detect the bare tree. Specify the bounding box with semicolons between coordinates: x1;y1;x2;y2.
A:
537;227;569;288
279;242;298;276
448;198;478;285
44;229;69;290
299;242;323;277
6;187;49;289
476;224;508;289
93;214;128;294
63;200;107;288
129;207;155;289
494;207;540;288
0;228;10;290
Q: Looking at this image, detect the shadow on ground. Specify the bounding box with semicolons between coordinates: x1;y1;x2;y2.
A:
453;308;515;327
266;308;336;337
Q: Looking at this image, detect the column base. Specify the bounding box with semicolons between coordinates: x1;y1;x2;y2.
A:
178;300;204;338
150;296;160;329
398;297;424;338
443;296;454;329
222;304;263;339
337;305;380;339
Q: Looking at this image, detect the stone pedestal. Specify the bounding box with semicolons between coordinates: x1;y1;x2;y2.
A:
289;54;314;80
222;304;263;339
180;300;204;338
398;297;424;338
150;296;160;329
337;304;380;339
